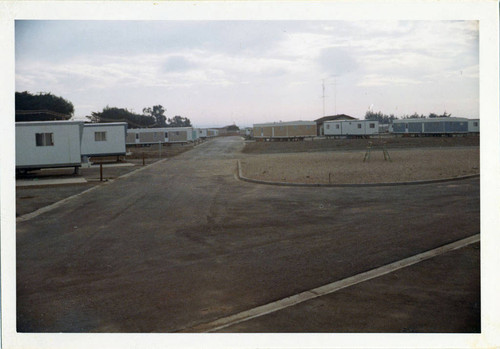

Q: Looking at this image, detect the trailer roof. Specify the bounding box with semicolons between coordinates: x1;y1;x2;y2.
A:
253;120;316;127
324;119;378;123
83;122;127;127
392;117;469;123
16;120;85;127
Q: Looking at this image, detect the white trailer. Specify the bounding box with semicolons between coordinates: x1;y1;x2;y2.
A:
81;122;127;157
324;120;379;137
198;128;219;138
468;119;480;133
126;127;195;145
16;120;84;172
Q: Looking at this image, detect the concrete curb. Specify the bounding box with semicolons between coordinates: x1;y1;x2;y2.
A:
236;160;480;188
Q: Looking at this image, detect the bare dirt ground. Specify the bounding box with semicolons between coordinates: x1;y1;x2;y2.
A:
240;148;479;184
242;134;479;154
240;136;479;184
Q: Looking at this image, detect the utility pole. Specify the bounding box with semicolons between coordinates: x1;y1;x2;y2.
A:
322;79;326;117
333;76;337;116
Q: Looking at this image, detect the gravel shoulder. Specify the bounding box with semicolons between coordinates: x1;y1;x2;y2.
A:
240;147;479;184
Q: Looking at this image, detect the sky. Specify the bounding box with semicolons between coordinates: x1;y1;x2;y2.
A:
15;20;479;128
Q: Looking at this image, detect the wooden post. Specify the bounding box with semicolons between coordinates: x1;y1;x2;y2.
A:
142;153;145;166
363;142;372;162
100;163;103;181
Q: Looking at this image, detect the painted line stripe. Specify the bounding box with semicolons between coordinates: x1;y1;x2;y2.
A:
181;234;480;333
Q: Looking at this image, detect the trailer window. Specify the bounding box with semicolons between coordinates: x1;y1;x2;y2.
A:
357;124;362;129
165;132;168;138
369;123;375;128
473;122;478;127
336;124;340;129
326;124;330;129
95;131;107;142
135;134;139;140
35;133;54;146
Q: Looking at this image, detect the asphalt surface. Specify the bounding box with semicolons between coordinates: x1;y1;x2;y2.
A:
16;136;480;333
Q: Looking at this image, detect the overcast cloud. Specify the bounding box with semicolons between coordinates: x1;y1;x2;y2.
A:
15;20;479;127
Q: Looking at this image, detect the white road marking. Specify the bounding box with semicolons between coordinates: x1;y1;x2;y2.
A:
182;234;480;333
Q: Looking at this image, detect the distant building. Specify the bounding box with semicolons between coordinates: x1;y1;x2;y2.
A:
253;120;317;140
315;114;356;136
216;125;240;136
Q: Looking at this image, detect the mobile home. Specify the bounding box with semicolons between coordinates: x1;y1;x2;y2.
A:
391;117;470;135
324;120;379;137
199;128;219;138
16;120;84;172
468;119;480;133
253;121;317;140
81;122;127;157
126;127;195;145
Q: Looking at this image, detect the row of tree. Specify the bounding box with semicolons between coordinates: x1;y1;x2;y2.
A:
15;91;191;128
15;91;75;121
364;110;453;124
87;105;191;128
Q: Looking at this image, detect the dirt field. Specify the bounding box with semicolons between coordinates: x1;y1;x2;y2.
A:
242;134;479;154
240;147;479;184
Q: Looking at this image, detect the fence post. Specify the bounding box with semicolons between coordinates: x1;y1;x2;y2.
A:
100;163;103;182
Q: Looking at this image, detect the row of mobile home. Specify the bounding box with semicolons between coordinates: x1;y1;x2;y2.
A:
126;127;195;145
391;117;479;135
125;127;219;145
253;116;480;140
16;121;127;172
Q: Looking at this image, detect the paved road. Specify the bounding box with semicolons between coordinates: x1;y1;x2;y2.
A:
17;136;480;332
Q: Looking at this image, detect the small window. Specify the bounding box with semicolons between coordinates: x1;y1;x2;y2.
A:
405;124;409;128
473;122;478;127
153;133;158;140
35;133;54;146
95;131;107;142
135;133;139;139
165;132;168;138
369;123;375;129
336;124;340;129
357;124;362;129
326;124;330;129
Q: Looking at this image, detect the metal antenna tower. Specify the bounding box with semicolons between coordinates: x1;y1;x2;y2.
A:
322;79;326;116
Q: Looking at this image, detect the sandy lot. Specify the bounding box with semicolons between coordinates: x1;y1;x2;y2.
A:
242;135;479;154
240;147;479;184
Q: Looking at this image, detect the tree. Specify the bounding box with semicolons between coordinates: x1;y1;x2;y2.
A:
15;91;74;121
87;106;155;128
143;105;167;127
364;110;396;124
167;115;191;127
